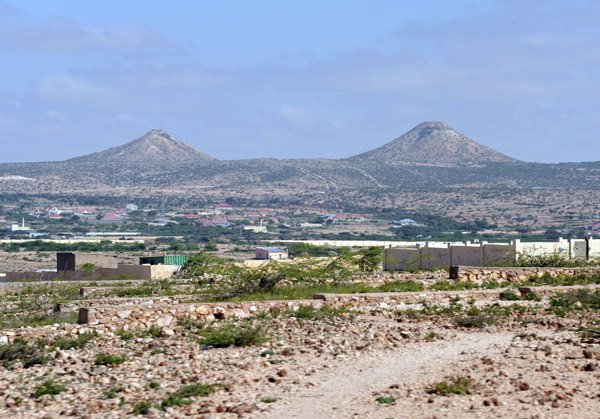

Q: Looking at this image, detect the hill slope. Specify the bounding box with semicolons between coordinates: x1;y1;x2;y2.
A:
68;129;215;163
349;122;518;165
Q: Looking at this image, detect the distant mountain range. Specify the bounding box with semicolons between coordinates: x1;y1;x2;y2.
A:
0;122;598;206
65;122;519;166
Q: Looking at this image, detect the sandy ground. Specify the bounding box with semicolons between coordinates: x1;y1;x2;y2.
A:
262;332;514;419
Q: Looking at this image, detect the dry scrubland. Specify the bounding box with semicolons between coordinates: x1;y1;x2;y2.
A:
1;267;600;418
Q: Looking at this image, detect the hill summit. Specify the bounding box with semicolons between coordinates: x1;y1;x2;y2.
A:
349;122;518;165
68;129;214;163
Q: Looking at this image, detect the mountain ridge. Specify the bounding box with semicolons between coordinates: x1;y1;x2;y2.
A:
63;122;518;166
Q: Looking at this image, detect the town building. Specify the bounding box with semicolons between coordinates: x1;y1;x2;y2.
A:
11;218;31;231
255;247;288;260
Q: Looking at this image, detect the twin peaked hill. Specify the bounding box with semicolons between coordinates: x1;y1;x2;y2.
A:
8;122;592;200
68;122;518;166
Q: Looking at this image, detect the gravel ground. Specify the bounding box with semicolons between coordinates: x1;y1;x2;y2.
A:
1;300;599;418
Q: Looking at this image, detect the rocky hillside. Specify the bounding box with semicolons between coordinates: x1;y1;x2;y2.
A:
349;122;519;165
68;129;215;163
2;123;599;205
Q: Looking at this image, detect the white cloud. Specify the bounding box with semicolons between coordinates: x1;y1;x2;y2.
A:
35;76;123;107
0;16;168;53
279;105;320;127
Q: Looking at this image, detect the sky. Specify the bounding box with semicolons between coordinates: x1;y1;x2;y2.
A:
0;0;599;163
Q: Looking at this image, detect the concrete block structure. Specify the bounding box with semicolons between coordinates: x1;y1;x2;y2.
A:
384;238;600;271
255;247;288;260
4;252;179;282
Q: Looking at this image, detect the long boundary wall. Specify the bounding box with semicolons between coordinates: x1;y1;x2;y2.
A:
385;238;600;271
4;264;179;282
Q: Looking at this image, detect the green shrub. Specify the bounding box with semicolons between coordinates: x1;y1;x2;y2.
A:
133;401;152;415
499;290;520;301
198;321;268;348
516;251;578;268
105;386;124;399
424;331;439;340
429;281;479;291
454;313;497;328
427;376;473;396
287;305;354;320
524;291;542;301
0;338;48;368
95;353;128;366
38;332;98;350
376;396;396;404
581;325;600;344
550;289;600;311
377;280;424;293
33;379;65;398
116;329;135;340
146;325;162;338
261;397;278;403
161;383;227;408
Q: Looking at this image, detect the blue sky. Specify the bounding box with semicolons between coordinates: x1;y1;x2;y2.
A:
0;0;598;163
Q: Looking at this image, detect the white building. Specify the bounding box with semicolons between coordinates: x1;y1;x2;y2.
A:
11;218;31;231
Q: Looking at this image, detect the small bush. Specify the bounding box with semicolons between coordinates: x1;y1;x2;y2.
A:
550;289;600;311
581;325;600;344
524;291;542;301
499;290;520;301
49;332;98;350
146;325;162;338
261;397;278;403
427;376;473;396
376;396;396;404
161;383;226;408
105;386;125;399
287;305;354;321
33;379;65;398
454;313;497;328
0;338;48;368
424;331;439;340
429;281;478;291
133;401;152;415
198;321;268;348
95;353;128;366
377;280;424;293
116;330;135;340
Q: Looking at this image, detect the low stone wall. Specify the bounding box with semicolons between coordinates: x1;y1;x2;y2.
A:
70;283;600;328
4;264;179;283
78;284;195;298
3;284;600;343
451;266;600;283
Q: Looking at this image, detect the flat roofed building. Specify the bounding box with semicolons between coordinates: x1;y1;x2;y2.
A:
255;247;288;260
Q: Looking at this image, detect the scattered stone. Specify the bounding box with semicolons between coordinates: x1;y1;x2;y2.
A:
518;382;530;391
117;310;132;319
156;315;173;328
161;328;175;337
583;347;600;360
